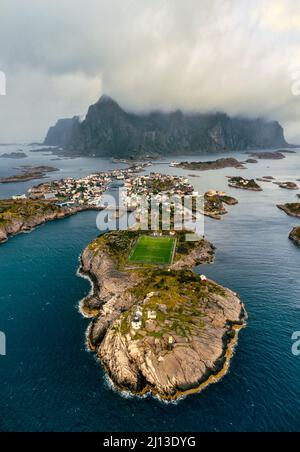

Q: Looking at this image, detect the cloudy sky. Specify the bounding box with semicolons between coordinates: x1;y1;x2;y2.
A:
1;0;300;143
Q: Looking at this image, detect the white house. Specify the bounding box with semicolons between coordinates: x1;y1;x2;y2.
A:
12;194;27;200
147;310;157;320
132;315;142;330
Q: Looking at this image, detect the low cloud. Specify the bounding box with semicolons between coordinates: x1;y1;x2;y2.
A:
0;0;300;143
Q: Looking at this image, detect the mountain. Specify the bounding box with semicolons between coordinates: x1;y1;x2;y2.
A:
44;95;290;157
44;116;80;147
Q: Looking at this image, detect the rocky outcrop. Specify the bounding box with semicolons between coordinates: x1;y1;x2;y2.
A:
0;166;59;184
275;182;298;190
171;240;215;270
176;158;245;171
202;192;238;220
289;227;300;246
79;232;246;400
45;95;290;158
277;203;300;218
0;200;86;244
98;286;245;397
228;177;263;192
80;244;142;342
248;151;286;160
44;116;80;147
0;209;70;243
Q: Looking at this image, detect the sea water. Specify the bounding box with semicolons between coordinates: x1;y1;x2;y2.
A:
0;145;300;432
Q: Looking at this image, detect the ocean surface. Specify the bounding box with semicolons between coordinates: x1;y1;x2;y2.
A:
0;145;300;432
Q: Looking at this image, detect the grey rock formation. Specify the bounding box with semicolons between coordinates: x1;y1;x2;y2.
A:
44;116;80;147
289;227;300;246
45;95;290;158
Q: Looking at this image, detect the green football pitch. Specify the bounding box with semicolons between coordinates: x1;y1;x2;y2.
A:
128;235;176;265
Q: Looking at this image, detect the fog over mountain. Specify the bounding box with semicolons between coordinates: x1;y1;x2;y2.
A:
44;95;289;158
1;0;300;143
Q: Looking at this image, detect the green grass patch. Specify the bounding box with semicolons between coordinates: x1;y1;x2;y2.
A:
128;235;176;265
0;199;61;225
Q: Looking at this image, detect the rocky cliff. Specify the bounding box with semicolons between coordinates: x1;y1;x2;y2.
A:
44;116;80;147
0;199;80;244
79;231;246;400
45;95;289;158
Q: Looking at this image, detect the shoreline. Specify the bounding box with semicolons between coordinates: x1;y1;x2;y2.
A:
96;312;247;403
76;258;103;319
142;320;246;402
0;210;73;245
0;205;104;245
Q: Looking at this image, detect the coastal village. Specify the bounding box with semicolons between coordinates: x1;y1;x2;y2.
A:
4;160;244;246
25;166;145;207
122;173;196;223
0;154;246;251
14;166;198;217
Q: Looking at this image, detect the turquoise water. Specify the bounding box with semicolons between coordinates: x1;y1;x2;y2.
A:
0;147;300;431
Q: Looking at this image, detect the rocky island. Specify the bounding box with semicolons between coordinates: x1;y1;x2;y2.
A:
0;166;59;184
273;181;298;190
203;190;238;220
79;230;246;400
277;203;300;218
248;151;286;160
0;151;28;159
289;227;300;246
174;158;245;172
256;176;275;183
228;177;262;191
274;204;300;245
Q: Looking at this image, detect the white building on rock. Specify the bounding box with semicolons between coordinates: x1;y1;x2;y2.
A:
132;315;142;330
